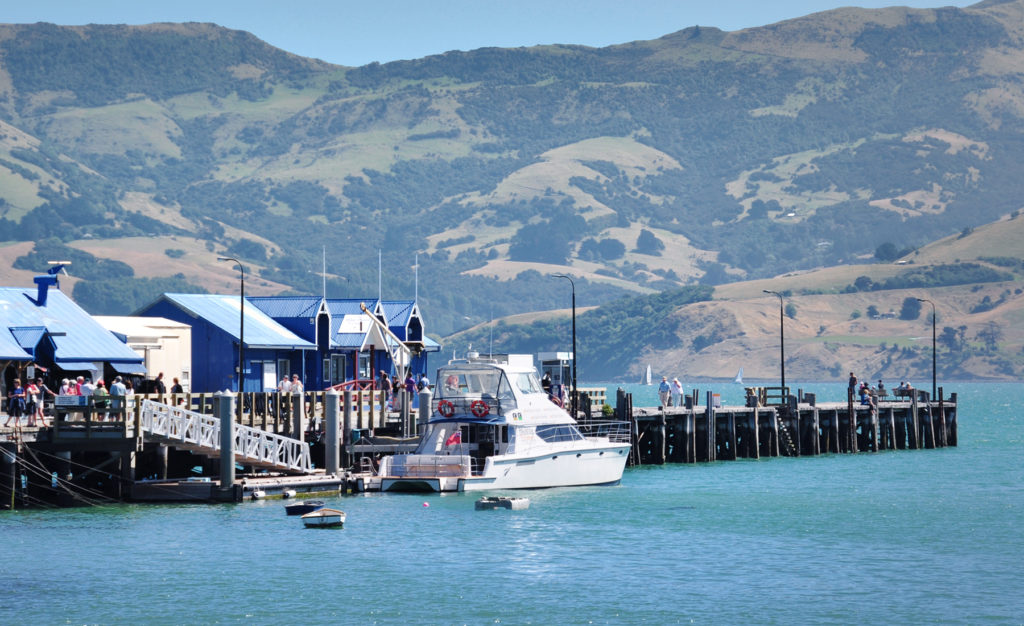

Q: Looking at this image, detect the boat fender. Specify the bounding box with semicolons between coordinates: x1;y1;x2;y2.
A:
470;400;490;418
438;400;455;417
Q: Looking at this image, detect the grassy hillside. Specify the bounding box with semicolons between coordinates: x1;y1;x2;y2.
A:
0;4;1023;365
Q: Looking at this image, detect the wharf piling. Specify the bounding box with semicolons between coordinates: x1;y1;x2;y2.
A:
614;387;957;466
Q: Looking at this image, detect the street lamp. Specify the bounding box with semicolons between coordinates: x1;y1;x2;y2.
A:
916;298;936;400
553;274;577;418
763;290;785;396
218;256;245;393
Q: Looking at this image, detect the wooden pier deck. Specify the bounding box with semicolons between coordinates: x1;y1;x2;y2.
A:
615;388;957;466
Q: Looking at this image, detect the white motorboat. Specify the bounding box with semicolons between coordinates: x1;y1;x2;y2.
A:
301;507;345;528
378;354;631;492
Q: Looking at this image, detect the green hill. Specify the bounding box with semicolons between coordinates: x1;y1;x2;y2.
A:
0;2;1023;379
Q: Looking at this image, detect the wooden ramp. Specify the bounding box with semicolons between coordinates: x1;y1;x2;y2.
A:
140;400;311;474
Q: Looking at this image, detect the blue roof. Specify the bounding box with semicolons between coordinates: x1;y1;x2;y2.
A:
10;326;47;355
0;287;143;364
246;296;322;319
381;300;415;328
0;329;31;360
155;294;315;350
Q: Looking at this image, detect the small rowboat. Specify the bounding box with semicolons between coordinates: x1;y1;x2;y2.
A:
475;496;530;511
285;500;325;516
301;507;346;528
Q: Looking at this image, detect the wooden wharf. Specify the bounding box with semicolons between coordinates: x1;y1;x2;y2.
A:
613;387;957;466
1;384;958;507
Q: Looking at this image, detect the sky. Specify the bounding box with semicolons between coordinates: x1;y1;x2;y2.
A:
3;0;977;67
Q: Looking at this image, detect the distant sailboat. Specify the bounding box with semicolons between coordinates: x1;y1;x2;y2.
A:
642;364;652;385
734;368;743;384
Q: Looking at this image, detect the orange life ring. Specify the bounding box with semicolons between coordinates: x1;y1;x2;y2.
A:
438;399;455;417
550;395;563;407
470;400;489;418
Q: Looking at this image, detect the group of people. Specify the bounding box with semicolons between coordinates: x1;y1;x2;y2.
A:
376;371;432;410
277;374;305;394
658;376;685;408
4;374;139;427
5;377;54;427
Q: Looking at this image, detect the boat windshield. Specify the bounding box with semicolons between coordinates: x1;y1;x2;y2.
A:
436;367;516;407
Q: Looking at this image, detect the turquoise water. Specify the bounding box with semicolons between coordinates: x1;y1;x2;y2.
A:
2;382;1022;624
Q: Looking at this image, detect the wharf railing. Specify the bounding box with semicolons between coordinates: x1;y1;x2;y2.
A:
140;399;311;473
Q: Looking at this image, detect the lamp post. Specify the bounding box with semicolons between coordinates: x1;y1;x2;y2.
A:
916;297;936;400
218;257;245;393
553;274;577;418
763;290;785;396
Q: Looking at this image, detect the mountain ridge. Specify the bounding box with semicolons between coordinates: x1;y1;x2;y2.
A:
0;3;1022;379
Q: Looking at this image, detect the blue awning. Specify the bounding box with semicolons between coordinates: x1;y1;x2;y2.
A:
57;361;100;371
111;362;147;374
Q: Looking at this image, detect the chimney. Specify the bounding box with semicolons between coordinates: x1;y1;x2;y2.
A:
33;274;59;306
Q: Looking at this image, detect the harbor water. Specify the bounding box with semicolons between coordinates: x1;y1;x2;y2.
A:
2;382;1021;623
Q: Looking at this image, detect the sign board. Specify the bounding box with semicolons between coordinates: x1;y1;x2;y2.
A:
55;395;87;407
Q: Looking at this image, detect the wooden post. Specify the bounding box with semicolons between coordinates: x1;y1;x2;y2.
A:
909;393;921;449
324;390;340;476
672;409;685;463
655;410;666;465
705;391;716;463
343;390;354;470
937;387;947;447
751;409;760;460
216;391;236;500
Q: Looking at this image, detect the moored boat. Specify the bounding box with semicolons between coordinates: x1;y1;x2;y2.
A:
378;354;630;493
285;500;325;516
301;507;345;528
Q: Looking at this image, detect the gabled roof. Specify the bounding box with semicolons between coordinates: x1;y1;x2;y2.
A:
381;300;416;329
0;329;32;360
0;287;143;364
152;294;315;350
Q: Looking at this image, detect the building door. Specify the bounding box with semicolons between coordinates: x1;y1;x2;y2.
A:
330;354;347;386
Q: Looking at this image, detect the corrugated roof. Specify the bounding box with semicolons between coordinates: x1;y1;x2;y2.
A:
157;294;315;350
247;296;323;319
0;287;143;363
10;326;47;354
0;328;31;360
381;300;415;328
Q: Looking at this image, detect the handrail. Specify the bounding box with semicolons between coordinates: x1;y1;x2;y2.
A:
140;399;311;473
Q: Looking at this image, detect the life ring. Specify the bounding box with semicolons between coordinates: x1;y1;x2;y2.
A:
549;395;563;407
470;400;490;418
437;399;455;417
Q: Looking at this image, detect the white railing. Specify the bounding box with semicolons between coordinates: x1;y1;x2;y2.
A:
577;420;632;444
386;454;470;478
140;400;311;473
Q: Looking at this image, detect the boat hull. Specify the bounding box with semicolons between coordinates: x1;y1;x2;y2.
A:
285;500;325;516
381;443;629;493
301;508;345;528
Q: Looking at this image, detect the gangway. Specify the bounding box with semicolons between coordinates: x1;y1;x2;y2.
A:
139;399;312;474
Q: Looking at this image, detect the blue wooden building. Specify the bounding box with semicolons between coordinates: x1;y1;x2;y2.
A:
137;293;316;393
247;296;439;389
1;275;145;389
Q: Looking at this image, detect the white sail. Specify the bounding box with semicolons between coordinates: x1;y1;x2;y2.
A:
643;364;652;385
734;368;743;384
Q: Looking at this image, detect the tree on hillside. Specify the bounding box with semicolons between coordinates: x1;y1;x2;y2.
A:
635;229;664;256
976;321;1002;352
875;242;900;261
899;297;921;320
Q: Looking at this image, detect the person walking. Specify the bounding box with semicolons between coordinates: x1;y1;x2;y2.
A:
658;376;671;408
671;377;684;408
